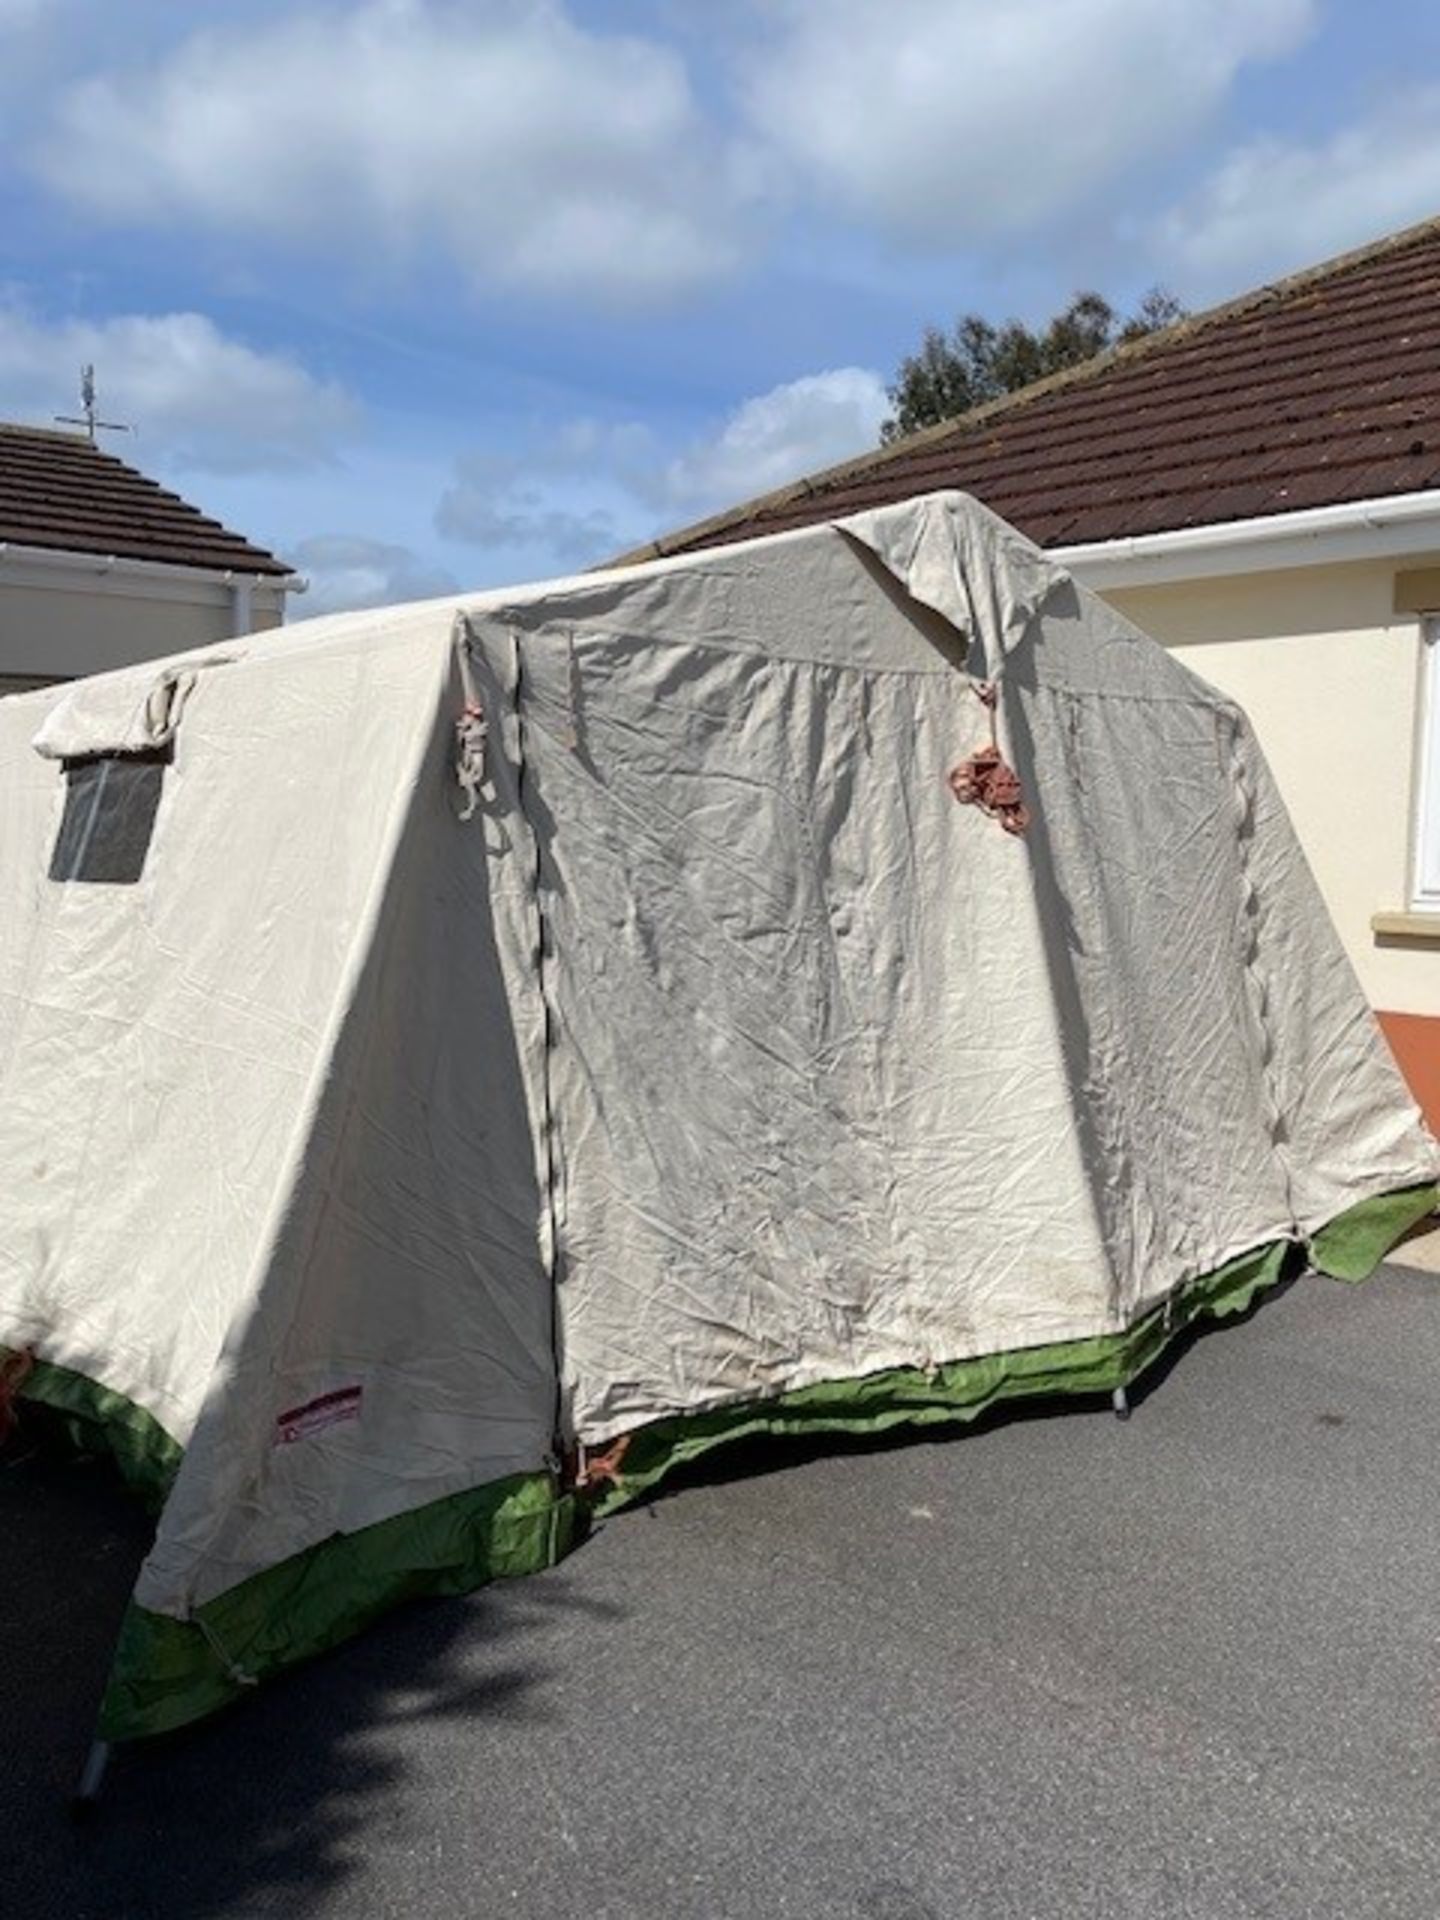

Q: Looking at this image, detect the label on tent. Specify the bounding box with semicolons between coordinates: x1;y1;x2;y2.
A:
274;1384;363;1444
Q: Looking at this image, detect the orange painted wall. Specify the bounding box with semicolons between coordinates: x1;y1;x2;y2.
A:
1377;1012;1440;1135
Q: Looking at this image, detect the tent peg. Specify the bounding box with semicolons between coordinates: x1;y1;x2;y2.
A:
71;1739;111;1814
1111;1385;1131;1422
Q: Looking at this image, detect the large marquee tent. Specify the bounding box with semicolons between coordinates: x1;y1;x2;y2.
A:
1;492;1433;1748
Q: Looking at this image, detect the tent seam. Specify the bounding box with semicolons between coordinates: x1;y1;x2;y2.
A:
510;628;568;1463
1220;708;1303;1236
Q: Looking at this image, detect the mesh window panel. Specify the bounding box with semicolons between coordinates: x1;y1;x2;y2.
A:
50;754;167;884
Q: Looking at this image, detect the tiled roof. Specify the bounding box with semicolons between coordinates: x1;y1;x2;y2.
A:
620;214;1440;563
0;425;292;576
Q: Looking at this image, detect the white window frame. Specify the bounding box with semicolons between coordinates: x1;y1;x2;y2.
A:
1412;615;1440;911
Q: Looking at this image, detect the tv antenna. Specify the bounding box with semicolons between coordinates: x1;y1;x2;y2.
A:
55;365;132;444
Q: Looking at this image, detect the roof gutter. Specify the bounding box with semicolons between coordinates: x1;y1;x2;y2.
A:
1052;489;1440;590
0;540;306;634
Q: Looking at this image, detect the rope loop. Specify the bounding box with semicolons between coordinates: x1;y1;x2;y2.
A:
948;679;1030;835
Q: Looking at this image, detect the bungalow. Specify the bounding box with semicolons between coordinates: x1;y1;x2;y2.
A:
614;216;1440;1130
0;424;298;695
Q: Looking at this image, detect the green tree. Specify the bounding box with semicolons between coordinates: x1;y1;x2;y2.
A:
881;287;1186;444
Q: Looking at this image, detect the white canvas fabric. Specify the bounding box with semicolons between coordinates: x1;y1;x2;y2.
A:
1;491;1433;1622
30;652;238;760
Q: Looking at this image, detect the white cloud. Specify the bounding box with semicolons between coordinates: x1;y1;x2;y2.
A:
657;368;889;514
37;0;746;306
1153;92;1440;294
436;369;889;573
0;301;357;470
741;0;1315;245
288;533;458;614
436;459;619;567
436;417;662;565
433;364;889;580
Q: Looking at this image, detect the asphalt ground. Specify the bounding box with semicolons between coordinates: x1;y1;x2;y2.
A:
3;1259;1437;1920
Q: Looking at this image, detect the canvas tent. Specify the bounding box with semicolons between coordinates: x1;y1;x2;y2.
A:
1;490;1434;1746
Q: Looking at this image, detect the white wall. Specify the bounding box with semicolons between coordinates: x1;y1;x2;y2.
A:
1105;558;1437;1015
0;572;286;686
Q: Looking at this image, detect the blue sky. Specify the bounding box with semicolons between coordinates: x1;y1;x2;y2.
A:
3;0;1439;612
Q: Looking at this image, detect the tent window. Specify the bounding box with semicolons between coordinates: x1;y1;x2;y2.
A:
49;753;167;885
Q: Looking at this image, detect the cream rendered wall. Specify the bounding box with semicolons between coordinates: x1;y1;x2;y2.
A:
1104;557;1437;1016
0;577;285;686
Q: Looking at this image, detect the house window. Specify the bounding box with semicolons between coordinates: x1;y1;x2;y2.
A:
49;753;167;885
1412;617;1440;912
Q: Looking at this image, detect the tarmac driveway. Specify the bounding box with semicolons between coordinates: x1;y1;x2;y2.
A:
3;1257;1437;1920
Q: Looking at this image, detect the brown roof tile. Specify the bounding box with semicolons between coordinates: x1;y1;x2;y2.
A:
624;215;1440;563
0;425;292;576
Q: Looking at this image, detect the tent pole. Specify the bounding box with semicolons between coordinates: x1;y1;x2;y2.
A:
72;1738;111;1811
1111;1386;1131;1421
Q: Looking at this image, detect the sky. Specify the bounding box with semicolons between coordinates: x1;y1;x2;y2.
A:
3;0;1439;613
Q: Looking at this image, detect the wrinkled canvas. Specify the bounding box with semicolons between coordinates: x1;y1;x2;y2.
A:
1;492;1432;1621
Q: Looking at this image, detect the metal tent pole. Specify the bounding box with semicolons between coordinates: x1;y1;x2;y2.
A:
72;1738;111;1812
